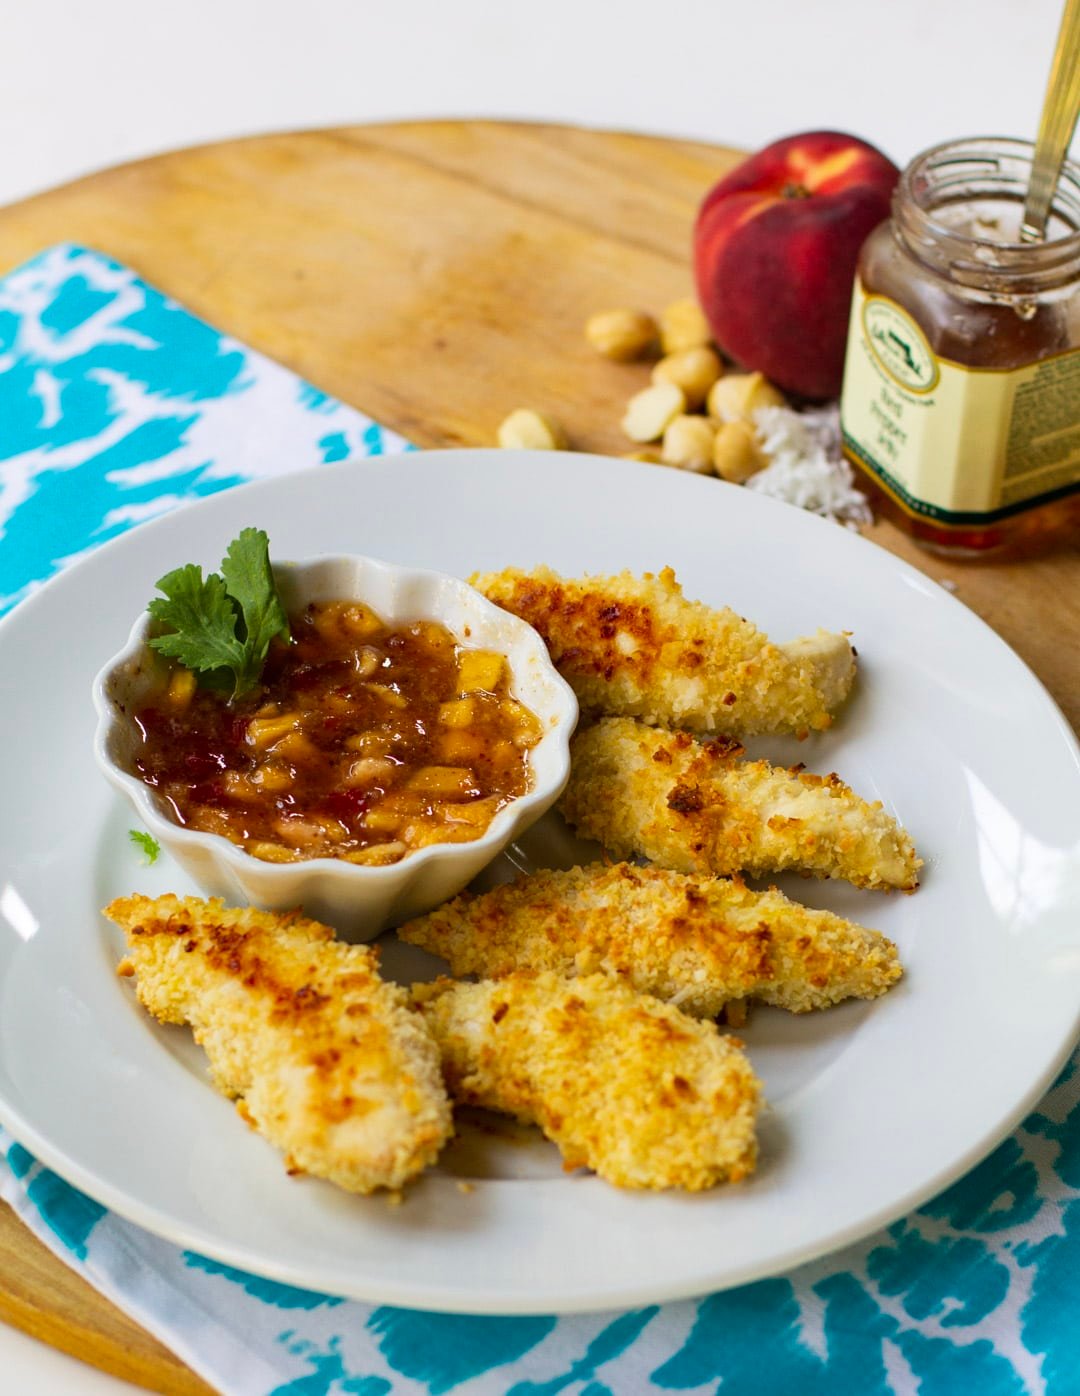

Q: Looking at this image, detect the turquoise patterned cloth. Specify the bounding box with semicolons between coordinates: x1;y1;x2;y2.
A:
2;245;1079;1396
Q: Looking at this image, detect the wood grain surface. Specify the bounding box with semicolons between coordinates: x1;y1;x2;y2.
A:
0;119;1076;1394
0;1201;214;1394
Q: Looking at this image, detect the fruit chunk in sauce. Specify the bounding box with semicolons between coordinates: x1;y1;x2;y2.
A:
132;601;543;864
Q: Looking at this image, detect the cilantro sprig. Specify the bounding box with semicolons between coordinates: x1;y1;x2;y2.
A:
129;829;161;865
147;528;290;699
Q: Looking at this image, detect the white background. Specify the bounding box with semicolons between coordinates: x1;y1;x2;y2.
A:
3;0;1077;209
2;0;1072;1391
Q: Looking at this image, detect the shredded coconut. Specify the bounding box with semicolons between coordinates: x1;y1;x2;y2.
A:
746;404;873;529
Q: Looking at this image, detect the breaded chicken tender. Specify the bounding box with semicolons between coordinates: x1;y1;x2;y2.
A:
563;718;920;892
107;895;452;1193
399;862;902;1017
469;565;854;737
415;972;760;1189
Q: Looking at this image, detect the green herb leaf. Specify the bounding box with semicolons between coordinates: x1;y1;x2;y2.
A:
129;829;161;865
148;565;247;677
146;529;290;699
220;528;291;693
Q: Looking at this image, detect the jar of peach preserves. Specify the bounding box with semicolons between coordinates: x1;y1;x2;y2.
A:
839;138;1080;554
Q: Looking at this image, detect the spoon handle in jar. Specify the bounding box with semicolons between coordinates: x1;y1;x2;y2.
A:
1021;0;1080;242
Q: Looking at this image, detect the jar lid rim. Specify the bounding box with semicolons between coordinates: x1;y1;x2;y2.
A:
900;136;1080;258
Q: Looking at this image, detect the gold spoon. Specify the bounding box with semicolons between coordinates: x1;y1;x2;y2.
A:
1021;0;1080;242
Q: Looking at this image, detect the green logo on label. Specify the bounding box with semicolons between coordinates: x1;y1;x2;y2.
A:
863;297;939;393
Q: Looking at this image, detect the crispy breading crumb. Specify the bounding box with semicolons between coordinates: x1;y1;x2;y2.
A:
562;718;921;891
469;565;855;737
105;894;453;1194
456;1180;477;1195
399;861;902;1016
416;972;761;1191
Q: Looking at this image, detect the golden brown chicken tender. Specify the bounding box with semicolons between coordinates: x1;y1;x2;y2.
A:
469;565;855;737
399;861;903;1017
107;894;452;1194
562;718;920;892
415;971;760;1190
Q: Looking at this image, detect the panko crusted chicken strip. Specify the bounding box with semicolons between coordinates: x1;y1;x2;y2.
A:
399;862;902;1018
563;718;920;892
107;895;452;1194
415;972;760;1190
468;565;855;737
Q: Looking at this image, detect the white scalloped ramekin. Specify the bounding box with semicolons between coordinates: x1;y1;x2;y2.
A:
92;554;578;939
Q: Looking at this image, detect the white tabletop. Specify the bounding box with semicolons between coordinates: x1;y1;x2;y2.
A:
3;0;1071;1389
4;0;1074;211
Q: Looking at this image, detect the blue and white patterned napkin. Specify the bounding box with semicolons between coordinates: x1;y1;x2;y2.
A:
0;244;404;616
2;245;1080;1396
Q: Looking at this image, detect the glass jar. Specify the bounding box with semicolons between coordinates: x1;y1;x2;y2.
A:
839;137;1080;555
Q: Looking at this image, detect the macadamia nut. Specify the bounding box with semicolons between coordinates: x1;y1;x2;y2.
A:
712;419;768;483
707;371;787;424
660;297;712;354
661;415;716;472
651;347;723;410
585;308;659;361
497;408;567;451
621;382;687;442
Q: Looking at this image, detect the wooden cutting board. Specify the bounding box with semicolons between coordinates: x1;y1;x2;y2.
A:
0;119;1076;1395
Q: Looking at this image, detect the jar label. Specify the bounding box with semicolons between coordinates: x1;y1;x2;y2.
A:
839;280;1080;525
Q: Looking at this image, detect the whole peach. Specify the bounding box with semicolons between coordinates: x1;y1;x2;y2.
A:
694;131;899;400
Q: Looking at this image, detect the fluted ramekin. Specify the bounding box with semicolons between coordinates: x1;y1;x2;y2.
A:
92;554;578;939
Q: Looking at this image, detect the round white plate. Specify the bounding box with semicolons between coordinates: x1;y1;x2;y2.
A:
1;449;1078;1315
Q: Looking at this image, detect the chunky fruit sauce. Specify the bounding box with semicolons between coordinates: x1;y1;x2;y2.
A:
132;601;542;864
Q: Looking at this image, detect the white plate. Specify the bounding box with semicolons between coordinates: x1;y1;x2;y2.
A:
1;449;1078;1315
